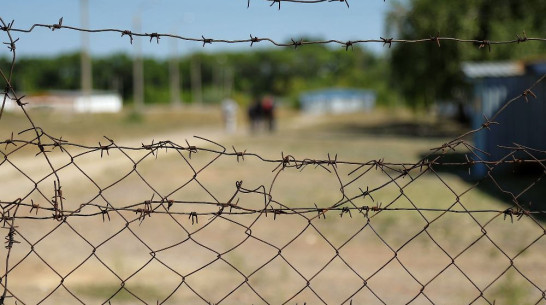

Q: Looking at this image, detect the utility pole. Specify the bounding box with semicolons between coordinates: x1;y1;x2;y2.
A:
132;16;144;111
190;54;202;105
169;37;182;107
224;66;234;98
80;0;92;98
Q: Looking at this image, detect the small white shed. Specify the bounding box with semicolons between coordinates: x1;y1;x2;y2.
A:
2;91;122;113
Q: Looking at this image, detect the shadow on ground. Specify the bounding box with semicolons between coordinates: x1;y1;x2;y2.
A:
423;152;546;222
334;120;468;139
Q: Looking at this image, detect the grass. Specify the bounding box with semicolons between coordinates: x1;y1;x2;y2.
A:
0;105;223;145
74;284;163;302
2;106;545;304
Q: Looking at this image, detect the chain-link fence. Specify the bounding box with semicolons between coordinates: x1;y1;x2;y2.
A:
1;11;546;305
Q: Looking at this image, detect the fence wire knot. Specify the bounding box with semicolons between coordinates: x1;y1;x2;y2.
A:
344;40;354;51
0;20;14;32
51;17;63;31
291;38;303;49
250;34;259;46
189;212;198;224
148;32;160;44
3;38;18;51
479;40;491;52
380;37;393;48
121;30;134;44
4;226;19;249
503;207;529;223
430;32;441;47
202;35;212;47
516;31;528;43
522;89;537;102
232;146;247;162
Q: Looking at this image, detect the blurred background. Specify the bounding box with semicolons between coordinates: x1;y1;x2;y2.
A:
1;1;546;304
1;0;545;115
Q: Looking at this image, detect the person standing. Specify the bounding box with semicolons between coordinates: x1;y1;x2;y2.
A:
221;98;238;133
261;95;275;132
248;96;262;133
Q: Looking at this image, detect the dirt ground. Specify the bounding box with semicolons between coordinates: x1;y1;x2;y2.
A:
1;108;545;305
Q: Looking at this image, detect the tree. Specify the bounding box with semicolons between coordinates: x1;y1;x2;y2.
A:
4;43;394;107
387;0;546;108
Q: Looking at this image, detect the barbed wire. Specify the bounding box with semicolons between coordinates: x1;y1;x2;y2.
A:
1;15;546;305
1;18;545;51
251;0;351;10
1;136;545;221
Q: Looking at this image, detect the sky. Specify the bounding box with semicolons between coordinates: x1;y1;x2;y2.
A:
1;0;391;58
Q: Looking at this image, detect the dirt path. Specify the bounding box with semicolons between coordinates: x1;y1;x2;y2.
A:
0;125;226;204
1;113;313;207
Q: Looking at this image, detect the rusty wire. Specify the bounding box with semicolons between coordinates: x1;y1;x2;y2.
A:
1;16;546;305
250;0;351;10
1;18;545;51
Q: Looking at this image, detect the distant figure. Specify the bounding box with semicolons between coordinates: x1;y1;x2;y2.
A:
261;95;275;132
248;97;263;133
221;98;238;133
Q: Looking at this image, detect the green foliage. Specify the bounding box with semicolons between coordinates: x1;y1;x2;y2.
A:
14;53;81;92
74;283;162;301
4;43;395;106
219;44;395;105
93;53;133;100
387;0;546;108
490;270;533;305
124;110;144;124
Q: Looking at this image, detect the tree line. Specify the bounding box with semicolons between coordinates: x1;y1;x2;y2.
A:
1;0;545;109
0;44;394;108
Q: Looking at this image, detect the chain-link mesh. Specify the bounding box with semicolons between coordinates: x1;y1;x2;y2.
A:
1;14;546;305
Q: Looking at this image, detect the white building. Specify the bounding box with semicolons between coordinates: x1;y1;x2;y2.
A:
1;91;122;113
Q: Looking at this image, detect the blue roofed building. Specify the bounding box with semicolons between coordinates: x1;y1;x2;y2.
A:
299;88;376;115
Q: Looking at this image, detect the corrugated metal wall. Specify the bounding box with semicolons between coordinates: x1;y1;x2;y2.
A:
472;73;546;177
